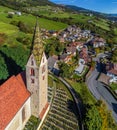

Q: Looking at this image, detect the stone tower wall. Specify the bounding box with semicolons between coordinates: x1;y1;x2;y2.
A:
26;53;48;117
38;53;48;114
26;54;40;117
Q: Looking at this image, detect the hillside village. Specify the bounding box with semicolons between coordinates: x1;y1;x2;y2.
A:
45;24;117;95
0;1;117;130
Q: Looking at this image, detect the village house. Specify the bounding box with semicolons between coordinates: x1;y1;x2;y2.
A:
58;25;92;43
8;11;22;16
98;73;111;85
79;45;91;64
8;11;15;15
91;36;106;48
48;52;74;75
66;46;76;55
48;30;58;37
75;59;85;74
15;11;22;16
107;64;117;83
48;55;59;75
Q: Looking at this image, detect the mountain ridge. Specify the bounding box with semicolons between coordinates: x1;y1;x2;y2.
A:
65;5;117;21
0;0;56;9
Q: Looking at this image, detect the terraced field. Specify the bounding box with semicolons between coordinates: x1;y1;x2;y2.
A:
41;87;79;130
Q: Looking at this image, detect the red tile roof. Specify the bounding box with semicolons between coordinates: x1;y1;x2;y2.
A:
108;69;117;76
98;73;110;85
79;47;90;63
66;46;76;54
70;42;83;47
0;74;30;130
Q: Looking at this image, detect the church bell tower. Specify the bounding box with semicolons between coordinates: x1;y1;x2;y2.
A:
26;20;48;118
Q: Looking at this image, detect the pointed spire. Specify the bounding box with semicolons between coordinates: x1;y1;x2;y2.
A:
32;18;44;66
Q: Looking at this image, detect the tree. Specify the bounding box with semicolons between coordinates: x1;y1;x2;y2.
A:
97;100;117;130
85;105;102;130
45;38;64;56
0;45;30;70
58;61;71;78
111;48;117;62
7;13;13;18
0;55;9;80
0;33;7;44
75;49;79;61
17;21;32;33
72;73;82;82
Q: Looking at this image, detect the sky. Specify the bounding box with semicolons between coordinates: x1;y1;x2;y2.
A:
49;0;117;14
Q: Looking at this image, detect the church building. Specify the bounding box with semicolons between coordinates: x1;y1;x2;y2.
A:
0;20;48;130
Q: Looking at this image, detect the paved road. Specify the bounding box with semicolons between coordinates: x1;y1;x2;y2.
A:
97;82;117;122
87;69;101;100
86;53;117;122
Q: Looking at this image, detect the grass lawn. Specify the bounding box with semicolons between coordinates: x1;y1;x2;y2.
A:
0;21;28;47
72;14;92;23
114;28;117;36
0;6;68;31
0;21;25;47
110;83;117;91
66;79;96;105
0;21;18;35
93;19;110;31
0;5;68;48
0;5;13;12
25;5;111;32
113;37;117;43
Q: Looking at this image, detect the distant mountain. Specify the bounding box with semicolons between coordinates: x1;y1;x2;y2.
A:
108;14;117;17
0;0;56;9
65;5;117;21
65;5;105;15
106;14;117;21
65;5;92;12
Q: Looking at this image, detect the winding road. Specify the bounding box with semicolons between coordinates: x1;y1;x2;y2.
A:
86;54;117;122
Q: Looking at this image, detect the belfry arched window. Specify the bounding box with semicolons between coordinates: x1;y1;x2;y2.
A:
30;68;35;76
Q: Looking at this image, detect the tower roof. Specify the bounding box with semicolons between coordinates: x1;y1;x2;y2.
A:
32;19;44;66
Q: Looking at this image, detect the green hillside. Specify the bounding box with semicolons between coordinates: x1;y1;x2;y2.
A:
0;0;116;42
0;1;117;81
0;5;68;82
0;0;55;8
